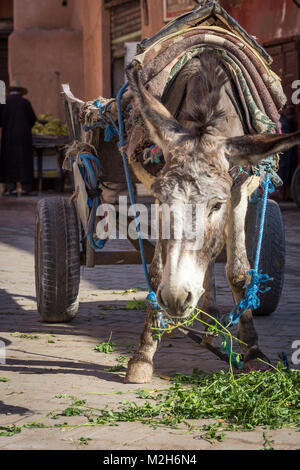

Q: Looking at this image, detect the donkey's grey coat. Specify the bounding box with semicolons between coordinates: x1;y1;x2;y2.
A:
124;53;300;383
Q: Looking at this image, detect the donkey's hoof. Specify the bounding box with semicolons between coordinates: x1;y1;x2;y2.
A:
124;360;153;384
243;345;271;371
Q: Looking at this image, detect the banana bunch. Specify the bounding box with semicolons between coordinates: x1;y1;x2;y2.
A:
32;114;68;136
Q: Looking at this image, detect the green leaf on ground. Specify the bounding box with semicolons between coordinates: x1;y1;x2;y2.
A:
94;332;116;354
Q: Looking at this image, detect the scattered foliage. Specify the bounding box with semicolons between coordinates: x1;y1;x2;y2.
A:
94;332;116;354
125;300;147;310
112;288;140;295
0;425;22;437
79;437;92;445
10;332;40;340
105;355;128;372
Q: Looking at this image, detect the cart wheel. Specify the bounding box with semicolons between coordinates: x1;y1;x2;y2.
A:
35;197;80;322
291;164;300;208
246;198;285;316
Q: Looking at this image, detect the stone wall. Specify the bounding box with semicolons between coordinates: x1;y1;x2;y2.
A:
142;0;300;45
221;0;300;45
9;0;84;119
80;0;111;100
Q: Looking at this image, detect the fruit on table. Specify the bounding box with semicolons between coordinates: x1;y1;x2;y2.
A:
32;114;68;136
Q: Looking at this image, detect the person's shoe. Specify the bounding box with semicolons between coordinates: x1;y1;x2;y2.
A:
3;189;17;197
21;190;37;197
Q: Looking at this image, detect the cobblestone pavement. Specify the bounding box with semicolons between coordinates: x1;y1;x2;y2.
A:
0;194;299;451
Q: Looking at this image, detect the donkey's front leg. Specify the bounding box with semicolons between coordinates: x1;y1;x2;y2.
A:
202;261;220;318
125;242;162;384
125;304;160;383
226;180;267;366
201;261;220;344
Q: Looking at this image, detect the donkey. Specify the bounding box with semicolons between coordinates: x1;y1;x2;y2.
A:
124;53;300;383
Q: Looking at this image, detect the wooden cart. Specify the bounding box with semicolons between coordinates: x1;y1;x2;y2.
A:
34;84;157;322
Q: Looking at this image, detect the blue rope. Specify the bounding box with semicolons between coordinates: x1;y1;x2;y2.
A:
278;352;290;372
116;83;156;299
219;331;244;369
226;172;274;327
219;171;275;368
78;153;107;251
254;173;274;271
115;83;170;326
84;100;119;142
79;153;100;186
97;101;119;143
146;291;169;329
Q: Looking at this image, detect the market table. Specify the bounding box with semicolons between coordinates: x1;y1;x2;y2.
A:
32;134;70;194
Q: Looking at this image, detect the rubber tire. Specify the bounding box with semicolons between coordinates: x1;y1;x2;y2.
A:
245;199;285;316
35;197;80;322
291;164;300;208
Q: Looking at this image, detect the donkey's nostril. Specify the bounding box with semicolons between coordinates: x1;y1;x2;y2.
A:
157;286;194;316
178;290;193;313
184;291;193;308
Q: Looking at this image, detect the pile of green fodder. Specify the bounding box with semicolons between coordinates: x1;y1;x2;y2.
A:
54;364;299;432
147;366;300;430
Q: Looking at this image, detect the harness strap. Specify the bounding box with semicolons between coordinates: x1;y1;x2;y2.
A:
116;83;154;295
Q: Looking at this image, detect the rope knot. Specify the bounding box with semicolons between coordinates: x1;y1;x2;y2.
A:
104;125;118;142
229;269;273;324
146;291;161;311
92;100;119;142
146;291;172;330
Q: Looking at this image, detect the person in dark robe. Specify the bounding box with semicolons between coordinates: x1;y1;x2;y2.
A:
0;81;36;196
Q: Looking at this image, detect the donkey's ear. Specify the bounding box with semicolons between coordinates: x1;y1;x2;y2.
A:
225;131;300;166
126;64;188;151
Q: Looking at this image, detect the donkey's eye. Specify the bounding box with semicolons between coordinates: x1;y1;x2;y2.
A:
209;202;223;215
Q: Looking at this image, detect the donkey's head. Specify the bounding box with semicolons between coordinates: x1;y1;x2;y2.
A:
127;56;300;318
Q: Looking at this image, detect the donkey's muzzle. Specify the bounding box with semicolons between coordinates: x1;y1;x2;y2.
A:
157;286;194;318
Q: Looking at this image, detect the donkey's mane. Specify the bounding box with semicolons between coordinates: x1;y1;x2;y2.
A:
181;52;228;137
